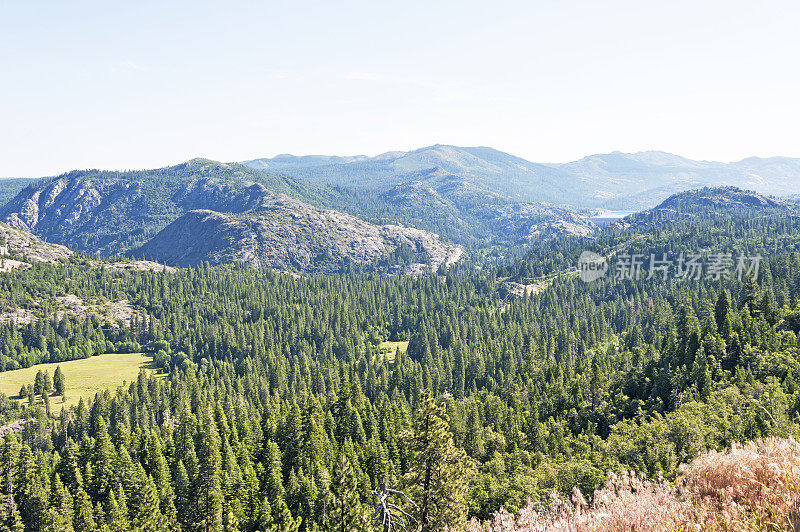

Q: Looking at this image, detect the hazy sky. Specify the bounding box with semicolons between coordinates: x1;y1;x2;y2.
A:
2;0;800;177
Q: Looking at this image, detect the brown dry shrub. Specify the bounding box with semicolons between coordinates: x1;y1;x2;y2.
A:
680;437;800;530
465;437;800;531
464;472;694;531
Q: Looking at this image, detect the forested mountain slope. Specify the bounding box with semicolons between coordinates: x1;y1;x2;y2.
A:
0;178;36;206
0;159;332;255
0;156;600;261
0;187;798;529
499;186;798;281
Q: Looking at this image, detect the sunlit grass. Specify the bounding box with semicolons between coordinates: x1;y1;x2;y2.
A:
0;352;158;408
377;340;409;362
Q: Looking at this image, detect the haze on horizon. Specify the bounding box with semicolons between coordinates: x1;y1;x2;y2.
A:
2;0;800;178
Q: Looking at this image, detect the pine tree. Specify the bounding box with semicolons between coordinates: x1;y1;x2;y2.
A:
404;390;471;531
264;440;285;520
53;366;66;397
195;408;223;531
73;487;97;532
324;451;368;532
33;370;44;397
714;290;732;340
173;460;192;531
129;463;166;531
91;417;116;499
105;485;130;532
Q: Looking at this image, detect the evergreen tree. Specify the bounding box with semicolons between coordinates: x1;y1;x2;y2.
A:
53;366;66;397
324;451;368;532
195;409;223;531
403;390;470;531
73;487;96;532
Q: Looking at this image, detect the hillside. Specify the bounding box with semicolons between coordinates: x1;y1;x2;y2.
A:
245;144;584;205
2;189;800;529
610;186;795;232
0;159;332;255
134;193;463;273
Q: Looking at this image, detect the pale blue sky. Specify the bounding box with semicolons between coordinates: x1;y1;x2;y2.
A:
2;0;800;177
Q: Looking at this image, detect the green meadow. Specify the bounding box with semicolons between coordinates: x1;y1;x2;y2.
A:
0;352;158;408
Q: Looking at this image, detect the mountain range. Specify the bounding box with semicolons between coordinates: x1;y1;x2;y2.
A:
245;145;800;209
1;145;800;272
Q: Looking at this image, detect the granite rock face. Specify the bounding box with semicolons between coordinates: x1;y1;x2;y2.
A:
0;222;72;263
134;193;463;273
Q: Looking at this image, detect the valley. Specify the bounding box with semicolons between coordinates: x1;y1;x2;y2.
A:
5;3;798;529
0;156;798;531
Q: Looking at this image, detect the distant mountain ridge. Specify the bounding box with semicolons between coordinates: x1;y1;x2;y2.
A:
244;146;800;209
245;145;580;205
5;146;800;273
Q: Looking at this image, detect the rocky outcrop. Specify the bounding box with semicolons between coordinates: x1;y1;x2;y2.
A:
0;222;73;262
488;203;598;242
135;194;463;273
0;419;36;439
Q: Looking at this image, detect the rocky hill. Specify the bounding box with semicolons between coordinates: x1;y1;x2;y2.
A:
134;193;462;273
611;187;794;231
0;159;334;255
656;186;788;211
377;178;599;248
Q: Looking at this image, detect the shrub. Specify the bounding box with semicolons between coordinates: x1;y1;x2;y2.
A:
465;437;800;531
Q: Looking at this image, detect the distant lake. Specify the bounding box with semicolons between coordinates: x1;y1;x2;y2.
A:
589;210;637;226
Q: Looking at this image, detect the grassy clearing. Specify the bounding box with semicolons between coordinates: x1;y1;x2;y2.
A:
0;352;158;408
377;341;409;362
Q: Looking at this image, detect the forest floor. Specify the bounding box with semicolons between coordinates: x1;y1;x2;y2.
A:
0;352;159;408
